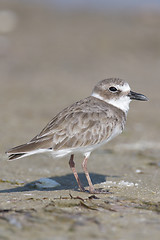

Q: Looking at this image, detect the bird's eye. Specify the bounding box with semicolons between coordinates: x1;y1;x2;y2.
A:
109;87;118;92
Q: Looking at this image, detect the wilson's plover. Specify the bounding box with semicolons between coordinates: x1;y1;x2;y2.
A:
6;78;148;193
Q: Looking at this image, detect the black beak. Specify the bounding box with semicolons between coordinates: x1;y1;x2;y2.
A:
128;91;148;101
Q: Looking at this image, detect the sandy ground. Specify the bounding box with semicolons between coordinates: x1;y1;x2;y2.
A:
0;1;160;239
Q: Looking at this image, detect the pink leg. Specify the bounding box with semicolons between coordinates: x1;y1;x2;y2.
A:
82;156;95;193
69;154;85;192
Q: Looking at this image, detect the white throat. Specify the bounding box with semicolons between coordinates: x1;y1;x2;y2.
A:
106;96;131;113
92;92;131;113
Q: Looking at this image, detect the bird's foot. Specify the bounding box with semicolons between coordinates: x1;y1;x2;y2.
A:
79;186;86;192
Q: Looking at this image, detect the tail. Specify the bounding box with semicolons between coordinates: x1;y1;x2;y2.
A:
7;153;26;160
6;138;53;160
6;143;32;160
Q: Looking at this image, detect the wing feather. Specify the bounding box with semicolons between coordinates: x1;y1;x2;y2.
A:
6;96;126;160
29;97;121;151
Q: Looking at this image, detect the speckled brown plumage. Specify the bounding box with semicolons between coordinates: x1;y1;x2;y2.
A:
7;96;126;158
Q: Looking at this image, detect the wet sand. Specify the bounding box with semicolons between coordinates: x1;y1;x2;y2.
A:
0;1;160;239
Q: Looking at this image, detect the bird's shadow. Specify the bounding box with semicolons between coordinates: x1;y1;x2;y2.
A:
0;173;120;193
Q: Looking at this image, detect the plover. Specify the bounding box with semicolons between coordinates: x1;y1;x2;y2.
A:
6;78;148;193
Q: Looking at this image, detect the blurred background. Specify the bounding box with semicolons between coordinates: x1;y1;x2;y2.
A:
0;1;160;239
1;0;160;162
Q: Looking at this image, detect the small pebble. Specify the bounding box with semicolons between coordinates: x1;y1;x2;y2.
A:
34;178;60;189
136;169;143;174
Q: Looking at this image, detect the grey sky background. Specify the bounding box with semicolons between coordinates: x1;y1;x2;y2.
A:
22;0;160;10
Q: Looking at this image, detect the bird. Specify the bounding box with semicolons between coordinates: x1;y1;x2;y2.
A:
6;78;148;193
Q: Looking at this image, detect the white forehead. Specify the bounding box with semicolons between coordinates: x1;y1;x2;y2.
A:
117;83;130;92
